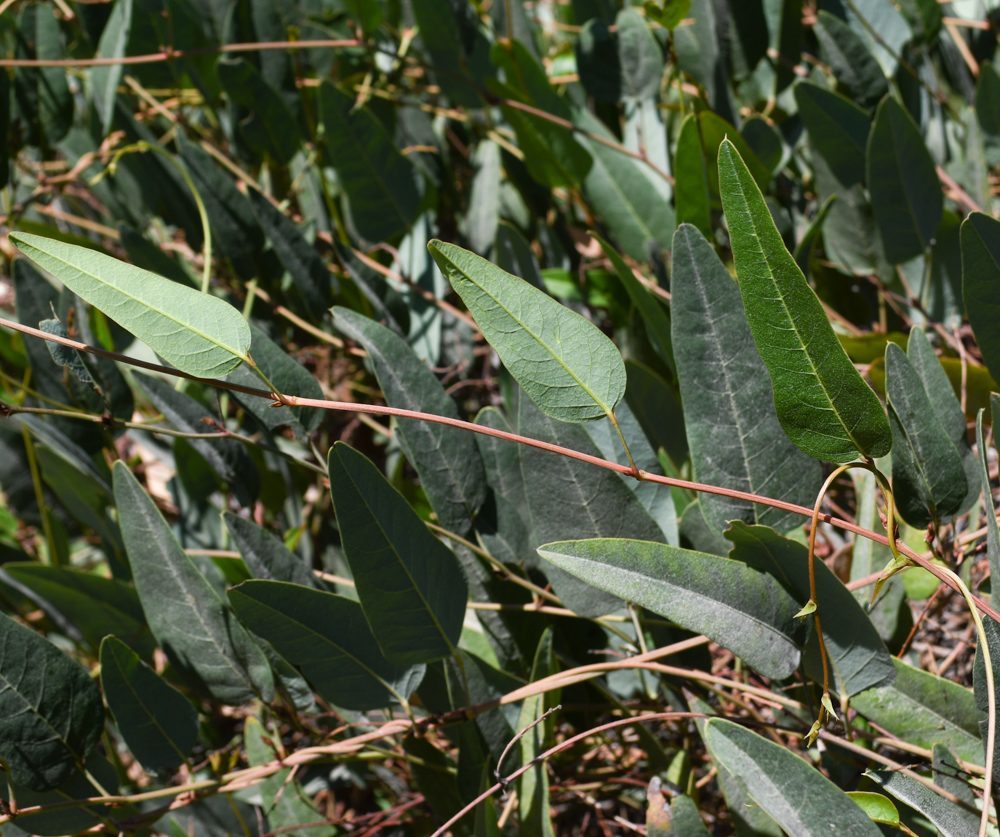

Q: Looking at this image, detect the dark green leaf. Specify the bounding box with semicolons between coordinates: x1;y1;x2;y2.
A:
867;96;943;264
671;223;822;536
39;318;94;389
577;113;675;263
495;222;545;290
673;113;712;237
813;11;888;111
244;717;336;837
961;212;1000;382
217;58;300;165
3;564;152;658
224;513;319;589
411;0;489;108
113;461;273;704
974;613;1000;799
537;538;806;679
867;771;976;837
725;522;895;696
976;63;1000;166
318;81;423;244
430;240;626;422
135;374;259;506
328;442;467;665
623;359;688;469
718;139;891;462
229;580;421;710
977;410;1000;589
575;19;620;102
793;194;836;276
794;81;871;187
0;68;8;189
703;720;882;836
578;9;662;102
99;636;198;771
853;658;982;763
885;342;968;527
90;0;132;136
13;3;72;146
247;188;334;316
0;611;103;791
333;306;487;535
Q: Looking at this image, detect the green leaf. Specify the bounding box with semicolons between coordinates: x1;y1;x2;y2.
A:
228;580;422;710
327;442;467;665
9;233;252;378
671;223;822;536
113;461;273;704
577;113;675;263
976;410;1000;589
518;397;662;616
703;720;882;836
90;0;132;137
536;538;806;679
333;307;487;535
961;212;1000;382
0;611;103;791
623;359;688;470
867;771;976;837
226;322;324;440
794;81;871;187
224;513;320;589
934;744;980;826
318;81;423;245
906;328;978;514
39;317;94;389
99;636;198;772
0;68;8;189
246;188;333;316
793;194;837;276
13;3;72;146
495;221;545;291
466;139;501;256
135;374;259;506
244;717;336;837
725;522;895;696
3;564;153;658
429;240;626;422
217;58;300;165
576;9;663;103
718;138;892;462
813;11;888;111
976;63;1000;166
853;658;983;763
867;96;943;264
845;792;900;827
673;113;712;238
885;342;968;527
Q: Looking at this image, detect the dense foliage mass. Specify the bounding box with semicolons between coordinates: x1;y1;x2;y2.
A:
3;0;1000;835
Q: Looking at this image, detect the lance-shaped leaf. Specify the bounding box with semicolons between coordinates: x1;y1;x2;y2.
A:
814;11;888;111
429;240;626;422
976;410;1000;590
9;233;251;377
112;462;273;705
974;614;1000;799
229;580;422;710
671;224;822;536
853;658;982;763
718;139;891;463
536;538;806;679
0;611;103;791
885;342;968;528
703;720;882;836
867;96;943;264
725;522;894;696
99;636;198;772
794;82;871;187
867;771;977;837
224;514;320;589
333;307;487;535
961;212;1000;382
327;442;467;665
673;113;712;237
91;0;133;137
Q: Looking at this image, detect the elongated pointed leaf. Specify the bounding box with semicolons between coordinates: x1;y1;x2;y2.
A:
867;96;943;264
671;224;822;536
91;0;133;136
718;139;891;462
0;611;103;791
976;410;1000;588
703;720;882;836
429;240;626;422
725;522;894;696
814;11;888;111
224;513;319;589
99;636;198;772
867;771;977;837
974;614;1000;798
333;307;487;535
536;538;806;679
794;82;871;187
885;342;968;527
113;462;273;704
327;442;467;665
673;113;712;237
961;212;1000;382
853;658;982;763
10;233;251;377
229;580;422;710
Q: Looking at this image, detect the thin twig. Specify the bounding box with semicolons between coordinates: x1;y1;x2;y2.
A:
495;705;561;790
